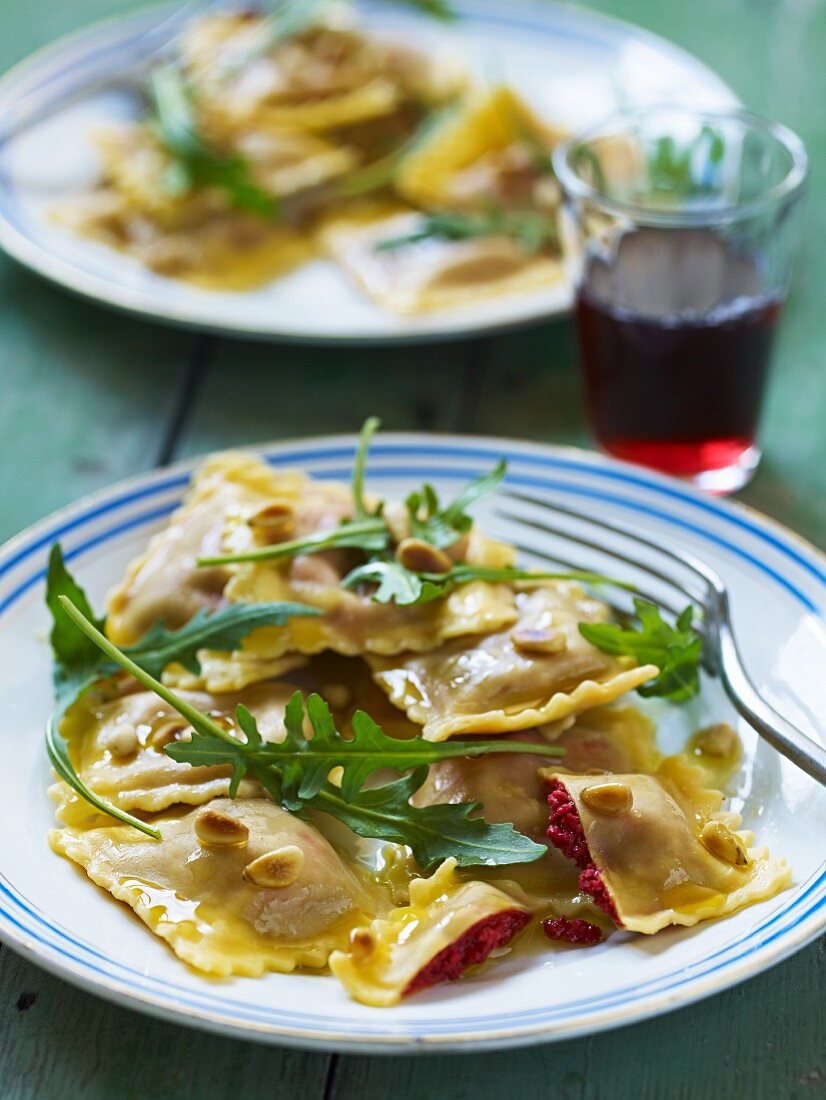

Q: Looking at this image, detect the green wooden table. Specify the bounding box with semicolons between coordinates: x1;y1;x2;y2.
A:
0;2;823;1096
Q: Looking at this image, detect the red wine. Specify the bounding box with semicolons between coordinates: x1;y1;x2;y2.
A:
575;228;782;482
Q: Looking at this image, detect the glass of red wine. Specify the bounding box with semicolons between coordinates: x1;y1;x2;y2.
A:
553;107;807;492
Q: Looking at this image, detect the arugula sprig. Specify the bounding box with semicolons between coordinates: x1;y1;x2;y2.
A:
58;596;563;868
579;598;703;702
150;66;276;216
45;545;320;837
199;417;389;567
406;459;506;548
375;208;559;254
342;560;626;607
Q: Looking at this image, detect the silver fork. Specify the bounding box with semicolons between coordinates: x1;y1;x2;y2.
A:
496;489;826;787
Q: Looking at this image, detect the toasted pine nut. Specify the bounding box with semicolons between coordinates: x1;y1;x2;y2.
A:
699;821;750;867
396;537;452;575
243;845;305;888
195;808;250;848
511;627;567;655
104;722;139;758
581;781;634;816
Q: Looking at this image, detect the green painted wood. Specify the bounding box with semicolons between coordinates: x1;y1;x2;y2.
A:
173;337;477;457
0;0;823;1098
0;946;331;1100
0;259;202;541
0;0;203;541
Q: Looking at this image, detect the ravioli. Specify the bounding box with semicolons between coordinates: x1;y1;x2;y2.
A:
329;859;531;1006
544;770;791;934
106;452;352;645
51;798;381;976
181;15;462;134
320;206;564;315
55;127;317;287
395;86;566;212
370;584;659;740
57;680;299;817
108;453;520;691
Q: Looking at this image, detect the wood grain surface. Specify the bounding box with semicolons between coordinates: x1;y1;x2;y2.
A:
0;1;823;1097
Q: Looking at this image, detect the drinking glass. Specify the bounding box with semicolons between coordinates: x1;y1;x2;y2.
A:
553;106;808;492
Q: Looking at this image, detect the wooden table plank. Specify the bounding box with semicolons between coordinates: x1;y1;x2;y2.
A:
0;947;332;1100
173;336;479;458
0;259;202;542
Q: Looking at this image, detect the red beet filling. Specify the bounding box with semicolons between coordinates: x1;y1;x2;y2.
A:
546;779;622;927
403;909;531;997
543;916;603;946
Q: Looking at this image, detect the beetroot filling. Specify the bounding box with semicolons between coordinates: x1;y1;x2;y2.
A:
545;779;622;927
403;909;531;997
543;916;603;946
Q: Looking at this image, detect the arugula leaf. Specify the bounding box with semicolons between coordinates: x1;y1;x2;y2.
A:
123;601;321;678
376;208;559;254
150;67;276;216
59;598;555;868
342;560;629;607
198;517;389;566
46;545;107;703
578;598;703;702
406;459;505;548
168;690;563;805
340;560;445;605
311;771;543;869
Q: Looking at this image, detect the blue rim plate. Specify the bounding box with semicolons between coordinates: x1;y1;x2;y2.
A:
0;0;737;344
0;434;823;1052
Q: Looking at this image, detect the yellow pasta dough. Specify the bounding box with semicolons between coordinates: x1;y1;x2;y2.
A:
51;798;383;977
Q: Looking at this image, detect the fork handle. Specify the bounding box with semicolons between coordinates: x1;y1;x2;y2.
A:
717;618;826;787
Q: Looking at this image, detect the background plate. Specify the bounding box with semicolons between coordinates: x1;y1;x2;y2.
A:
0;0;737;344
0;434;823;1052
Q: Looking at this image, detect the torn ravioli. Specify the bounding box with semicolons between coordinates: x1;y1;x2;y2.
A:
321;206;564;315
57;680;298;817
369;584;658;741
543;771;791;934
410;707;657;919
50;798;380;977
329;859;531;1006
412;705;660;841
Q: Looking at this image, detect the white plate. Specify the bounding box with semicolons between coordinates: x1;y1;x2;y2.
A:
0;434;824;1052
0;0;737;344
